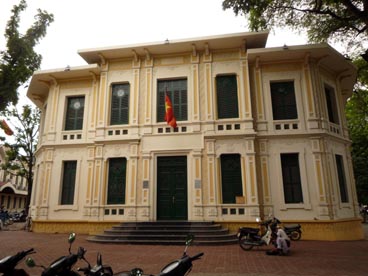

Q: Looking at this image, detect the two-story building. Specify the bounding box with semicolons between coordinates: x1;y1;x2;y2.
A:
0;145;28;212
26;31;363;240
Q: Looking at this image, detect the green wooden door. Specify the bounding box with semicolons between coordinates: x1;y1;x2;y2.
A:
157;156;187;220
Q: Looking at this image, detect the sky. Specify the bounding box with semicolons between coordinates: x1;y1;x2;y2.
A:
0;0;308;106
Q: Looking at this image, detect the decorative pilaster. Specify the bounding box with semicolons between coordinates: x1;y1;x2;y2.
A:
244;139;258;205
258;139;271;206
206;139;218;217
127;142;139;206
311;138;333;219
192;150;204;218
239;46;252;120
204;44;214;129
191;45;200;131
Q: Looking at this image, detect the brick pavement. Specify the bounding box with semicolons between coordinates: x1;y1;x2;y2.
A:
1;223;368;276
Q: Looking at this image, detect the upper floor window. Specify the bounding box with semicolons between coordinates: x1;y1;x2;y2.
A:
335;154;348;203
65;96;85;130
324;84;339;124
270;81;298;120
157;79;187;123
61;161;77;205
280;153;303;204
110;83;130;125
216;75;239;119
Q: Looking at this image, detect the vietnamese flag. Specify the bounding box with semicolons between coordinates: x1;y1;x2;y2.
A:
164;93;177;128
0;120;13;136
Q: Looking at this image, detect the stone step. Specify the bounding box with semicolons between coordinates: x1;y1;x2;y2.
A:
87;221;238;245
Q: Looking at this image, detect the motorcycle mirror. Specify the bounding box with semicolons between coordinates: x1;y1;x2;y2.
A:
97;253;102;266
68;232;76;244
185;234;194;246
25;257;36;268
78;247;86;258
130;267;143;276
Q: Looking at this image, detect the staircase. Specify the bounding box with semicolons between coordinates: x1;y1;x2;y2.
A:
87;221;238;245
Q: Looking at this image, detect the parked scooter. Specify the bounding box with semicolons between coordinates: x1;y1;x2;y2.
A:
77;252;113;276
77;234;204;276
283;224;302;241
237;217;276;251
0;209;13;230
0;248;35;276
26;233;86;276
269;217;302;241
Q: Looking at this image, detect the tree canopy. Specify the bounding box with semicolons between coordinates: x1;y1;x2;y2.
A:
0;0;54;111
222;0;368;59
0;105;40;214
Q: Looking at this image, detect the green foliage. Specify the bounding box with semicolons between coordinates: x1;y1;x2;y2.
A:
0;0;53;111
222;0;368;58
346;58;368;203
0;105;40;213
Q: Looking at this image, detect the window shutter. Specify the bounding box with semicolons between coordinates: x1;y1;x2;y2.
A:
157;79;187;122
216;75;239;119
270;81;298;120
65;97;85;130
335;155;348;202
111;84;130;125
325;85;339;124
280;153;303;204
107;158;127;204
61;161;77;205
220;154;243;204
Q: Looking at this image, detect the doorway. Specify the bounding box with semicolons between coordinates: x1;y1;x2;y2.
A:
157;156;188;220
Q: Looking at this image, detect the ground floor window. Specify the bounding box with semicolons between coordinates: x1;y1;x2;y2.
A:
61;161;77;205
280;153;303;204
220;154;243;204
107;158;127;204
335;154;348;203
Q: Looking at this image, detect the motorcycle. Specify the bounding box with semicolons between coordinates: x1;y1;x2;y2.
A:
269;217;302;241
0;248;35;276
0;210;13;230
77;234;204;276
237;217;276;251
283;224;302;241
26;233;86;276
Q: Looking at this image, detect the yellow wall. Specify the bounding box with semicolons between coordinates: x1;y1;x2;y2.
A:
220;218;364;241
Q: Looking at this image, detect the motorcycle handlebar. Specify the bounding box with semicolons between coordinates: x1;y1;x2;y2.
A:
190;252;204;261
24;248;35;255
77;267;89;273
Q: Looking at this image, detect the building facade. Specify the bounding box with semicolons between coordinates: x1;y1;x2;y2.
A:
27;32;363;240
0;146;28;212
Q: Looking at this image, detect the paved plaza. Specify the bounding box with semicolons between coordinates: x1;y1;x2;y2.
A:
1;223;368;276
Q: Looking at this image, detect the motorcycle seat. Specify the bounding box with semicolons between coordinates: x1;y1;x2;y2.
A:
240;227;259;234
284;224;300;230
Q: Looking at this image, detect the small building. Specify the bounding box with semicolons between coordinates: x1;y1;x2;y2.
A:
0;146;28;212
26;31;363;240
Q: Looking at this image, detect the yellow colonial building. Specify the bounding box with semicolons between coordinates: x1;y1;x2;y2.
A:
26;31;363;240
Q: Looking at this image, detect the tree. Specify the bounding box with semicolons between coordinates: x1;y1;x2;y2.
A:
0;105;40;214
222;0;368;60
0;0;54;111
346;58;368;203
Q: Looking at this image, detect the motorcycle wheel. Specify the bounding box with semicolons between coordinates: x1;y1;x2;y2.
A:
238;236;254;251
289;231;301;241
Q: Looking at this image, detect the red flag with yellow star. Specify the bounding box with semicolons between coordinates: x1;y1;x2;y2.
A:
164;93;177;128
0;120;13;136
